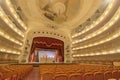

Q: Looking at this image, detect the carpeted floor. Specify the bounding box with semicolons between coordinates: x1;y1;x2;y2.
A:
24;67;40;80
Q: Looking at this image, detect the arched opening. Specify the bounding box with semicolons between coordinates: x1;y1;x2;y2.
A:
29;37;64;63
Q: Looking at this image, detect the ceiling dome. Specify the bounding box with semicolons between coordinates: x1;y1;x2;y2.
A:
16;0;103;30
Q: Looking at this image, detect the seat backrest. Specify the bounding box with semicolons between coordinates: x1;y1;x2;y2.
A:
104;71;112;80
83;73;94;80
94;72;104;80
118;70;120;77
0;72;3;78
42;72;54;80
112;70;119;80
54;74;68;80
108;79;116;80
69;73;82;80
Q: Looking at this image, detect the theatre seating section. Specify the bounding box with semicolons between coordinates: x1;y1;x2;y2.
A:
0;65;33;80
0;64;120;80
39;64;120;80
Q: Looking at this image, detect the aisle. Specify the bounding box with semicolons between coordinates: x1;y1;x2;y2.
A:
24;67;40;80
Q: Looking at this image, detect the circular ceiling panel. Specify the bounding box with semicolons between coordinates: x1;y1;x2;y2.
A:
52;2;66;15
38;0;80;23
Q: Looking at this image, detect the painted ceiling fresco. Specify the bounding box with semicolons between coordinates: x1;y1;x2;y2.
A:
39;0;80;23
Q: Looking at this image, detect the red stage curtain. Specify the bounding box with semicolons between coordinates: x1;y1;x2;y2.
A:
29;37;64;62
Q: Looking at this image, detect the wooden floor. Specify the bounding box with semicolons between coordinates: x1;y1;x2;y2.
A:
24;67;40;80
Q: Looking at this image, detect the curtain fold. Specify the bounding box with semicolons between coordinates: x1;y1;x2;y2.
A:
29;37;64;62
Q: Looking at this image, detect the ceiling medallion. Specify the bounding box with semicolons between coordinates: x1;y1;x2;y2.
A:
41;1;67;24
52;2;66;15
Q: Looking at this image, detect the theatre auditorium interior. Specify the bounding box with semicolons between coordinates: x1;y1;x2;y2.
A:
0;0;120;80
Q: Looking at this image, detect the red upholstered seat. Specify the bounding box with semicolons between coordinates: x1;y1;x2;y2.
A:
83;73;94;80
69;73;82;80
41;72;54;80
118;70;120;78
94;72;104;80
39;64;120;80
112;70;120;80
54;74;68;80
0;65;33;80
104;71;112;80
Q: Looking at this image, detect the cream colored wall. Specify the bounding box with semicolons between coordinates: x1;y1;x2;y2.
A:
19;26;72;63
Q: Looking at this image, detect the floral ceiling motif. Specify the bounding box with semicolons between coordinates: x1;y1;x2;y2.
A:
39;0;80;23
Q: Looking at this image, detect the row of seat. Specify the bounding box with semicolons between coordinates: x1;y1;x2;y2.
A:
40;71;120;80
0;65;33;80
39;64;120;80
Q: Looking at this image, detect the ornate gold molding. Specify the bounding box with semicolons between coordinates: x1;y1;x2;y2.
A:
34;41;63;47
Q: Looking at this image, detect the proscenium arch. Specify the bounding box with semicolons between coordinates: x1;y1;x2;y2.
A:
29;37;64;62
